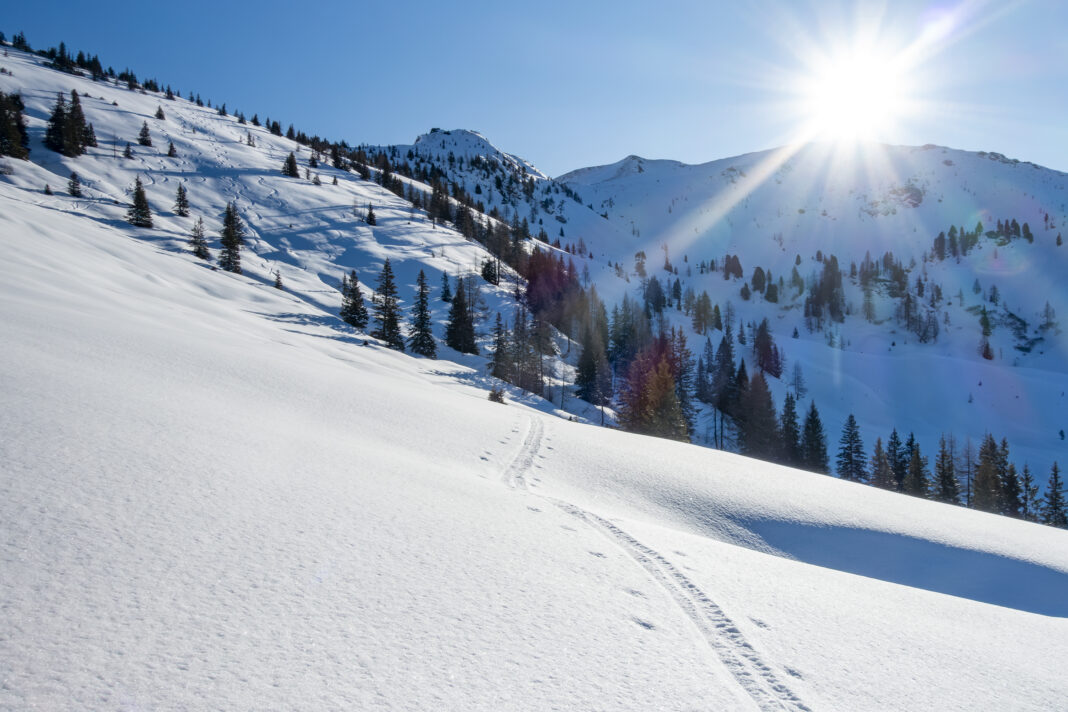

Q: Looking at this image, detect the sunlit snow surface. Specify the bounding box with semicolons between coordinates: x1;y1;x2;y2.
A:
2;48;1068;710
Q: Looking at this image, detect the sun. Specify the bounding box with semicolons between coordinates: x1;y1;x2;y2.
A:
800;47;910;142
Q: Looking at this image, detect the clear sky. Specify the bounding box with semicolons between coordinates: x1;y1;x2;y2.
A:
5;1;1067;176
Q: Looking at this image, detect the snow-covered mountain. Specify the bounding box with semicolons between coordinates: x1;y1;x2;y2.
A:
3;39;1068;710
559;141;1068;473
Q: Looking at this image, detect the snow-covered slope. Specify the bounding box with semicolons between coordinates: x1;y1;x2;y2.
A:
3;140;1068;711
561;142;1068;474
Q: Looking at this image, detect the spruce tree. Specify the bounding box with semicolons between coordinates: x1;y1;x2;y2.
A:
125;176;153;227
174;182;190;216
274;271;284;290
155;105;165;120
439;273;453;302
488;313;514;382
801;401;828;474
1042;462;1066;528
903;445;930;497
371;258;404;350
137;120;152;147
67;171;82;197
366;204;376;225
778;392;801;466
44;92;69;154
934;435;960;503
999;439;1022;517
887;429;907;491
167;141;177;157
339;270;369;329
217;201;245;273
870;437;893;489
835;414;867;482
445;276;477;354
0;91;30;159
189;217;210;260
1020;465;1040;522
282;152;299;177
740;372;780;461
123;142;133;159
408;270;436;357
973;434;1001;513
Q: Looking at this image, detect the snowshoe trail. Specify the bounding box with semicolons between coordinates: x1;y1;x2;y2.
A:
555;502;811;712
503;416;808;711
502;415;543;490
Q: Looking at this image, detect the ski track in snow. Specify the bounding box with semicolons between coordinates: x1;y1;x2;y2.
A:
505;413;809;712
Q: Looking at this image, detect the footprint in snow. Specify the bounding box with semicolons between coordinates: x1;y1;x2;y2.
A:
625;589;647;599
527;506;541;513
631;617;656;630
589;551;606;558
749;617;770;629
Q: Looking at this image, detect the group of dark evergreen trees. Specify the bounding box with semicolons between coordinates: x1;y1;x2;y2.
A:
0;91;29;159
833;420;1066;528
44;90;96;156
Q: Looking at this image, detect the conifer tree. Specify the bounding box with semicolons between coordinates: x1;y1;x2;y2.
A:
778;392;801;466
274;271;284;290
167;141;177;157
870;437;893;489
408;270;436;357
903;445;929;497
155;105;165;120
445;276;477;354
123;142;133;159
740;371;780;461
137;120;152;147
339;270;369;329
999;439;1022;517
371;258;404;350
887;428;907;491
488;313;513;382
973;434;1002;513
125;176;153;227
217;201;245;273
934;435;961;503
836;414;867;482
366;204;377;225
440;272;453;302
189;217;210;260
44;184;53;195
44;92;69;155
67;171;82;197
801;401;828;473
174;183;189;216
1020;465;1040;522
1042;462;1066;528
281;152;299;177
0;91;30;159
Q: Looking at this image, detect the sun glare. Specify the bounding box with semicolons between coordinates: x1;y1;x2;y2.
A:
801;48;908;142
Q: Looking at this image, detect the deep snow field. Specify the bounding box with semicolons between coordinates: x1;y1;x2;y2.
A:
2;45;1068;711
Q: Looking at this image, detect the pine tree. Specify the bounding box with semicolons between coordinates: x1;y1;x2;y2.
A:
934;435;961;503
372;258;404;350
1020;465;1040;522
999;439;1022;517
125;176;153;227
137;120;152;147
801;401;828;473
217;201;245;273
123;142;133;159
167;141;177;157
282;152;299;177
1042;462;1066;528
339;270;369;329
189;217;210;260
870;437;894;489
903;445;929;497
67;171;82;197
778;392;801;466
488;313;513;382
408;270;436;357
836;414;867;482
445;276;477;354
174;183;190;216
44;92;69;154
366;204;377;225
155;105;165;120
274;271;284;290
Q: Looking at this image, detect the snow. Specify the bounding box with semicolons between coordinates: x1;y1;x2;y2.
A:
3;44;1068;711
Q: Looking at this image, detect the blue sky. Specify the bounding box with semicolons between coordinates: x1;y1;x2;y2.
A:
5;1;1067;176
